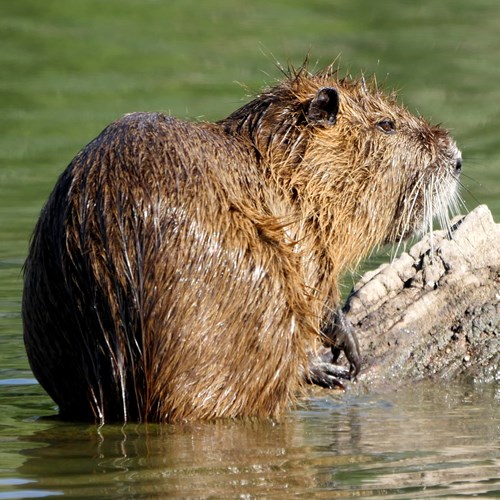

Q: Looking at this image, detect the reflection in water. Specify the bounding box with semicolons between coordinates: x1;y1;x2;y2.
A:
8;381;499;498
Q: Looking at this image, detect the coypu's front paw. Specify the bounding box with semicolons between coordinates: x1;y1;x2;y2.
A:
307;308;362;389
328;309;361;378
307;356;351;389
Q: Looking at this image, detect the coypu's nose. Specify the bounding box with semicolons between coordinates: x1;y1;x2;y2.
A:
455;157;462;173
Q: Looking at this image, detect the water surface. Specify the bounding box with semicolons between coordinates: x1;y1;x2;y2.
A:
1;380;498;498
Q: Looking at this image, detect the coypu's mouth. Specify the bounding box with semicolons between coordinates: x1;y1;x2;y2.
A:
390;146;463;249
423;159;463;234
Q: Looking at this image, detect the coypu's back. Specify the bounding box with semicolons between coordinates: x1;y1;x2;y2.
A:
23;112;312;422
23;66;462;423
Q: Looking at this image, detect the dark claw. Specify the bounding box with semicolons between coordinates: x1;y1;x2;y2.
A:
307;360;350;390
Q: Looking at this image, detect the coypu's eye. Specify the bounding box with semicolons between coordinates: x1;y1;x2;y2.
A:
377;119;396;134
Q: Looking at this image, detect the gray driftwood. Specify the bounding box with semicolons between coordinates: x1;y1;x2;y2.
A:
336;205;499;387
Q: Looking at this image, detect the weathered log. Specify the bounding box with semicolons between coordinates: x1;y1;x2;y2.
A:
324;205;499;388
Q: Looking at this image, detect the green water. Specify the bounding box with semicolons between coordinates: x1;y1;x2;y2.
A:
0;0;498;498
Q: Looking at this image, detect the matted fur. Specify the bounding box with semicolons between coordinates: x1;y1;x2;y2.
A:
22;65;461;423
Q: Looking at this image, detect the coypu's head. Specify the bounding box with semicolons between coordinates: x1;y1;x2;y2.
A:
223;66;462;259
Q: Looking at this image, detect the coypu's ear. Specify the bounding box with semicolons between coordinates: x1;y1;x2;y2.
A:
307;87;339;125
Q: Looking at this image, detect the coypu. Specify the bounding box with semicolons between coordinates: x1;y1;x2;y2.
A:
22;64;462;423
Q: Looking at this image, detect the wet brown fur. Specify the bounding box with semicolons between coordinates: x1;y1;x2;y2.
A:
22;65;461;423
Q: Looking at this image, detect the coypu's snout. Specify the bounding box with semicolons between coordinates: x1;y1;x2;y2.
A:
388;128;463;245
420;138;463;240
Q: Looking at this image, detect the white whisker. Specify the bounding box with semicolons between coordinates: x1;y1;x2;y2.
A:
425;177;435;256
392;173;425;260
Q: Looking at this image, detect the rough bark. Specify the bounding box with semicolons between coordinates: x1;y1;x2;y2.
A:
333;205;499;388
